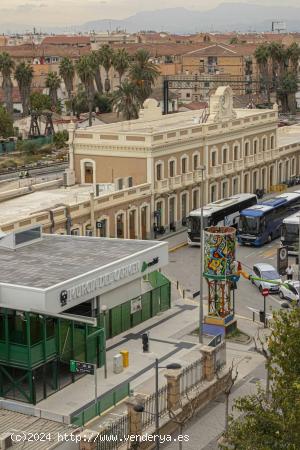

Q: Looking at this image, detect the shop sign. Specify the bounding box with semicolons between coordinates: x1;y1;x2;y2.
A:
131;297;142;314
59;261;140;306
141;257;159;273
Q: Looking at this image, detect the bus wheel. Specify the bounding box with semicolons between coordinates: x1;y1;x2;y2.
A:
267;234;272;243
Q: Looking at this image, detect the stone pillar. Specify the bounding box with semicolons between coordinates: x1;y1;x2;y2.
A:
165;368;182;411
200;345;216;382
79;429;98;450
126;395;145;437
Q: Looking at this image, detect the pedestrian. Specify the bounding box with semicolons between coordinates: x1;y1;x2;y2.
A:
286;265;293;280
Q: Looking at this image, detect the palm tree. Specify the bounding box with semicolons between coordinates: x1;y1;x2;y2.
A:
98;44;114;93
112;81;139;120
76;56;95;126
128;49;159;105
268;42;285;100
14;62;33;117
0;52;15;115
278;72;298;114
112;48;130;85
287;42;300;75
45;72;61;109
254;44;270;103
59;57;75;101
89;51;103;94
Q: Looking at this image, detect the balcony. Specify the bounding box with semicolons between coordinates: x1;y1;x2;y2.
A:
169;175;182;190
154;179;169;193
234;159;244;171
193;169;204;182
272;148;279;159
210;166;223;178
263;150;272;162
182;172;194;186
245;155;255;167
255;153;263;164
223;162;234;175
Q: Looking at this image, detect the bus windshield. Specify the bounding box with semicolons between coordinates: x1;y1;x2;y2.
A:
239;215;260;234
187;216;209;233
283;223;299;237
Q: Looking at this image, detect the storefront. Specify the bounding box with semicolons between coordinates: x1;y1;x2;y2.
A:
0;226;170;404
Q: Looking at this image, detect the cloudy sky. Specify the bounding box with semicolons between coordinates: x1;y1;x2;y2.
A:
0;0;299;29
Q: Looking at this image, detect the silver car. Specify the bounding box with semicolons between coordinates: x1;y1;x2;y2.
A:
252;263;281;294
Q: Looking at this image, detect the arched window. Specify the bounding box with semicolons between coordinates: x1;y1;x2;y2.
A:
222;147;228;163
156;163;163;181
244;142;249;157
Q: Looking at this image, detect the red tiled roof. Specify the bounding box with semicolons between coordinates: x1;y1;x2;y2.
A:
0;44;90;59
42;35;90;45
181;101;208;110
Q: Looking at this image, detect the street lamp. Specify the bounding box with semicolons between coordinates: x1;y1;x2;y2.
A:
199;165;206;344
101;304;108;379
134;359;182;450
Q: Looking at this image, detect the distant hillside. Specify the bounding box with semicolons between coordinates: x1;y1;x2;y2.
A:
1;3;300;34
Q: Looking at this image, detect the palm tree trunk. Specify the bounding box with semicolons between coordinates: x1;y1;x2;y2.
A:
3;77;13;115
94;69;103;94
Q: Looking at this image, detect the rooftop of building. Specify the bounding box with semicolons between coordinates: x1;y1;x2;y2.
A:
0;233;165;289
0;184;94;225
277;125;300;147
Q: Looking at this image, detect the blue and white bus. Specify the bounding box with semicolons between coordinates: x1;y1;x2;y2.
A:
238;191;300;246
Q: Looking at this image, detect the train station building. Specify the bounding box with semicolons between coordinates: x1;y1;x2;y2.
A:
0;226;170;404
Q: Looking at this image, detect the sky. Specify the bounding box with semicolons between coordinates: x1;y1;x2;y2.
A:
0;0;299;29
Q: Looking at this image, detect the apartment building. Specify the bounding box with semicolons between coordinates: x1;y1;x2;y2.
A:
1;86;299;240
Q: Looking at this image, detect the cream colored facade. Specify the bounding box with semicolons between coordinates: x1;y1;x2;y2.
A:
1;87;300;240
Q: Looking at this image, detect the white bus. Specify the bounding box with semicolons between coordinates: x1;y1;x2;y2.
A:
281;211;300;255
187;193;257;245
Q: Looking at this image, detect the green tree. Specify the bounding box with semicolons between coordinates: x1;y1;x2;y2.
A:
45;71;61;109
89;51;103;94
268;42;286;101
221;307;300;449
0;52;15;115
0;104;14;137
29;92;51;113
53;130;69;148
112;81;139;120
14;62;33;117
112;48;130;85
98;44;114;93
76;56;95;126
66;84;89;118
254;44;270;103
287;42;300;75
93;93;112;113
278;71;298;113
128;48;159;105
59;57;75;104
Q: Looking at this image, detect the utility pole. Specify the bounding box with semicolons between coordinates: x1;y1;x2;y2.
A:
199;165;206;344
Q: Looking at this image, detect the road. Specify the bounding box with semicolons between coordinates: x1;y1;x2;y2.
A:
163;232;297;323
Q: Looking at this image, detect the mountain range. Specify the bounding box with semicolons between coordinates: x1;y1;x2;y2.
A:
2;3;300;34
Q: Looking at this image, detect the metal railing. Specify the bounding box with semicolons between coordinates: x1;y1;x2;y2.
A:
180;358;204;395
141;384;168;429
97;415;128;450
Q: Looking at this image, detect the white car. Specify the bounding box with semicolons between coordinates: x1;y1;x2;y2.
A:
279;280;300;303
252;263;281;294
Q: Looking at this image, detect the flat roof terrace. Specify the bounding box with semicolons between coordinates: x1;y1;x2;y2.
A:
0;234;165;289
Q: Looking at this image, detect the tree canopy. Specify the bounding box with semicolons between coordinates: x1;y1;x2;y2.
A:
221;307;300;449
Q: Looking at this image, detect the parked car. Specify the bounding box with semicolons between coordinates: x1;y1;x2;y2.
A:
279;280;300;303
252;263;281;294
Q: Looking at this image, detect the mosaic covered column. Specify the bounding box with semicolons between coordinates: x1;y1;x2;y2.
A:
204;226;236;318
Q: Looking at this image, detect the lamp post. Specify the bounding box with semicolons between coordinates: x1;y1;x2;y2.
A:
134;360;181;450
199;165;206;344
101;304;108;379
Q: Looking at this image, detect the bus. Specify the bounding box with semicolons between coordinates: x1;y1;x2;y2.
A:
238;191;300;247
187;193;257;245
281;212;300;255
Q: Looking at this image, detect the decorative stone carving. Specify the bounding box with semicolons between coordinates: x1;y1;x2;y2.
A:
207;86;237;123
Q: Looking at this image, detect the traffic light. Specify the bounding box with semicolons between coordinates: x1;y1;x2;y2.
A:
142;332;149;352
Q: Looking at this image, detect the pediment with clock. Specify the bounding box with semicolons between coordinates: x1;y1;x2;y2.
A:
207;86;237;123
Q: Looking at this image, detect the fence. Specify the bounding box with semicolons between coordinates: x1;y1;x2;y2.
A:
97;415;128;450
214;342;226;372
0;136;53;155
141;384;168;430
180;358;204;395
71;382;130;427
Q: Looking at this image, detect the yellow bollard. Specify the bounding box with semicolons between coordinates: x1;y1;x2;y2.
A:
120;350;129;368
